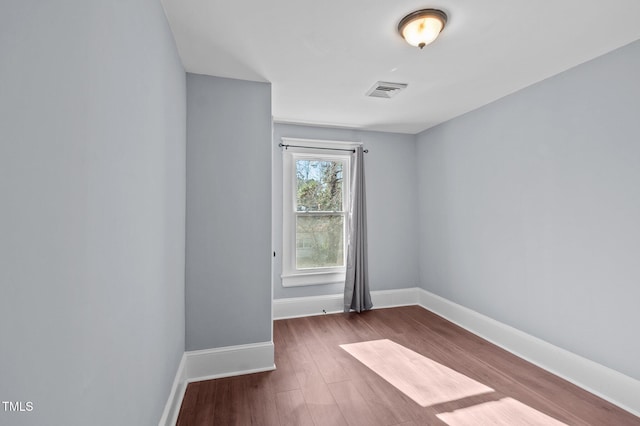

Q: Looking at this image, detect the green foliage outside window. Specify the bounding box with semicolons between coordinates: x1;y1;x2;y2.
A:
295;159;345;268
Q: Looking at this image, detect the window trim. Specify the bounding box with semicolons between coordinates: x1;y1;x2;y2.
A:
281;138;359;287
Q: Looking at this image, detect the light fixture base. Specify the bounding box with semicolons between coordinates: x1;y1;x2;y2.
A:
398;8;448;49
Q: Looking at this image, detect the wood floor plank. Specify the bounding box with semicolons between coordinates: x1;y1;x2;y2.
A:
316;336;374;382
362;373;441;424
370;307;416;335
275;389;315;426
305;337;352;384
288;343;324;389
245;373;280;426
210;376;251;426
305;313;345;342
175;381;201;425
283;316;318;346
277;318;307;347
284;340;350;425
192;380;216;425
439;396;570;425
341;339;495;408
348;378;409;425
273;318;289;349
327;380;389;426
341;312;384;342
300;381;349;426
327;312;376;343
270;345;301;393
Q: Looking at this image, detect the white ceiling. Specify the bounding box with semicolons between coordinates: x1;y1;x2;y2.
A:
161;0;640;134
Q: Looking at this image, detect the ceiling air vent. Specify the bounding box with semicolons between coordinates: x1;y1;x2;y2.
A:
366;81;408;99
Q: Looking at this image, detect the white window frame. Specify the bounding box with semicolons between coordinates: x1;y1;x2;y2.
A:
281;138;359;287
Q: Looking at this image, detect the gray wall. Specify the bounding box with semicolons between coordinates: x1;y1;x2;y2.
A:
186;74;272;351
0;1;186;425
273;124;419;299
416;39;640;380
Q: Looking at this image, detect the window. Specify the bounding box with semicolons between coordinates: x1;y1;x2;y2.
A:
281;139;356;287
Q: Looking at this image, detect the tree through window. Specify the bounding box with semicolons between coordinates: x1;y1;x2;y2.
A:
295;159;345;268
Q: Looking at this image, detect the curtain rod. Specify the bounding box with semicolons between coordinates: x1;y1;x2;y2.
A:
278;143;368;153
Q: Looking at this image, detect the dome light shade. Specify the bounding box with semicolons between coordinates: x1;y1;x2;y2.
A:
398;9;448;49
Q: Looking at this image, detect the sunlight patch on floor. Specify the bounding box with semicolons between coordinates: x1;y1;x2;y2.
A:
340;339;494;407
436;397;567;425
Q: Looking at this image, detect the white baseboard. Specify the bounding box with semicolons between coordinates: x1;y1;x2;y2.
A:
159;354;187;426
371;287;419;309
273;287;419;319
159;341;275;426
184;341;275;383
273;293;344;319
416;288;640;417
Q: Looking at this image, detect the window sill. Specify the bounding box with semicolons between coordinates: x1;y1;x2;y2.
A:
281;270;345;287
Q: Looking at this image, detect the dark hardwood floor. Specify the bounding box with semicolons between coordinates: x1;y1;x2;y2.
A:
176;306;640;425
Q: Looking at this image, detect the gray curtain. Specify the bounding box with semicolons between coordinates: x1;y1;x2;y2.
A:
344;146;372;313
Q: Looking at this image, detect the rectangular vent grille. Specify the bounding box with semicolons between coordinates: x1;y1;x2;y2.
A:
366;81;408;98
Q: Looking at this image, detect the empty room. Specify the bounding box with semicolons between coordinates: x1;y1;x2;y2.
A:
2;1;640;425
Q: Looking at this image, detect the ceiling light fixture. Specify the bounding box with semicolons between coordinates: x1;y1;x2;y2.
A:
398;8;448;49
